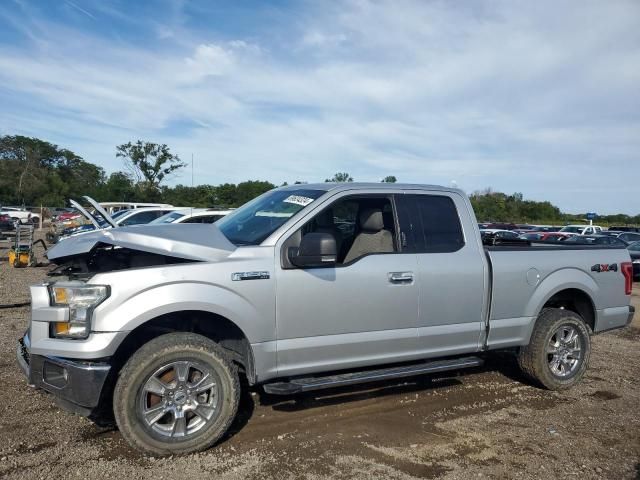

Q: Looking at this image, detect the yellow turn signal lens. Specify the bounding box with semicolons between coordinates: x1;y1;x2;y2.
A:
54;322;71;335
53;287;69;305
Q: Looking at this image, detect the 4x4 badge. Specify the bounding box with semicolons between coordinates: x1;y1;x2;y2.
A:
591;264;617;273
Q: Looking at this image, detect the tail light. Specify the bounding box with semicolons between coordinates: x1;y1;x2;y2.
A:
621;262;633;295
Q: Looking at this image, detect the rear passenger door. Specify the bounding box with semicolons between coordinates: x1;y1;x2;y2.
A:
396;193;486;356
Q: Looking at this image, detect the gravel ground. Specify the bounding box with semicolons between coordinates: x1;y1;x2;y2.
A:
0;241;638;479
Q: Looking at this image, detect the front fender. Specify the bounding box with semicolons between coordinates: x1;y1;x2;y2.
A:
93;281;273;345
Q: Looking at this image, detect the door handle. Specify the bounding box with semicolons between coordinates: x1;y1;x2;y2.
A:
388;272;414;284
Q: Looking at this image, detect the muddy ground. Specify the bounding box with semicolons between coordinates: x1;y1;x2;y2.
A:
0;241;638;479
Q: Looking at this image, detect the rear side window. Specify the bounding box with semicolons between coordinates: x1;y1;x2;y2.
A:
399;195;464;253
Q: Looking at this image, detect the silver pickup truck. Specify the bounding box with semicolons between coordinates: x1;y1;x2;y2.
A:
17;183;635;456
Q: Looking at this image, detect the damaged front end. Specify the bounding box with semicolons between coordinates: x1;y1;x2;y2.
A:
48;243;197;279
45;223;236;279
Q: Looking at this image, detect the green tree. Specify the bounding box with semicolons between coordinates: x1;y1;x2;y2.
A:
0;135;105;206
116;141;187;198
234;180;275;206
213;183;239;207
469;188;563;223
325;172;353;183
98;172;136;202
162;184;215;207
381;175;397;183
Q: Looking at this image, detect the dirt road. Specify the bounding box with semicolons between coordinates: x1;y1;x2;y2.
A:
0;259;638;479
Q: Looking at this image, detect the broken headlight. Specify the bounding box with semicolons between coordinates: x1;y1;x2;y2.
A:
48;282;109;339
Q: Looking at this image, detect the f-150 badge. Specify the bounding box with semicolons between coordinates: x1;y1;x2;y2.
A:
232;271;270;281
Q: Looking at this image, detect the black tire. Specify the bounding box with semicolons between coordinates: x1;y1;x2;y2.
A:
518;308;591;390
113;332;240;456
30;216;39;225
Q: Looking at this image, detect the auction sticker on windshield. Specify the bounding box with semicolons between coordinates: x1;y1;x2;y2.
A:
283;195;315;207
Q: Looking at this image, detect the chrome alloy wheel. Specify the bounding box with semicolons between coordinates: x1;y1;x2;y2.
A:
547;325;582;377
138;360;221;439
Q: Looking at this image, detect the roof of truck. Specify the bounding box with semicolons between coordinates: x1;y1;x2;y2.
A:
277;182;462;194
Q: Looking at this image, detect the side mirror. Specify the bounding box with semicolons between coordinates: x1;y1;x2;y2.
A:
290;232;337;268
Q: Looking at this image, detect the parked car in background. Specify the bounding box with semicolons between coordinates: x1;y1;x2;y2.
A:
538;232;572;243
559;225;603;236
49;207;74;221
116;207;180;226
60;209;133;238
480;229;521;241
99;202;174;215
610;226;640;233
627;241;640;280
485;222;518;231
518;232;544;241
151;208;232;225
58;207;181;242
602;231;640;244
56;210;81;222
563;235;628;247
527;225;562;233
0;206;39;224
0;213;16;234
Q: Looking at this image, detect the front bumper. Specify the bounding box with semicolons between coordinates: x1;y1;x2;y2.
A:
17;332;111;415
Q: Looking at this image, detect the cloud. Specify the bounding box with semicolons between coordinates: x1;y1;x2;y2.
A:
65;0;96;20
184;44;235;79
0;0;638;213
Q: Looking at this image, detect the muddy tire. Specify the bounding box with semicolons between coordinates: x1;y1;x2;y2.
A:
113;332;240;456
518;308;591;390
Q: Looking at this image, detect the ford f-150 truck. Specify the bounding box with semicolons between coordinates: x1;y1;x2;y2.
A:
17;183;635;456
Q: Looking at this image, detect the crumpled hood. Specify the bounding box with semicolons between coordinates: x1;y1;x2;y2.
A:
46;224;236;262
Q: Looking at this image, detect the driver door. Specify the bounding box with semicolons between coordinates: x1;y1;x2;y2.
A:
274;193;420;377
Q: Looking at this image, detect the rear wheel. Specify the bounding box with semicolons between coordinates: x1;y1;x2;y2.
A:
518;308;591;390
113;333;240;456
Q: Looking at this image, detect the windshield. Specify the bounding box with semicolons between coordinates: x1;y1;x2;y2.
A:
217;188;325;245
151;211;186;224
560;226;585;233
628;241;640;251
111;209;131;219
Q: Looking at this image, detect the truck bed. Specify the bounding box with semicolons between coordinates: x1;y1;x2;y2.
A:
483;243;632;350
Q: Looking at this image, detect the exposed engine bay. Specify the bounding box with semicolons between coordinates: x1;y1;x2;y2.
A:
48;243;196;279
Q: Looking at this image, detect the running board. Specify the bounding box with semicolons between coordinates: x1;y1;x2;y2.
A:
262;356;484;395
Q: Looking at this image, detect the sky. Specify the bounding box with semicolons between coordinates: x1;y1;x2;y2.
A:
0;0;639;214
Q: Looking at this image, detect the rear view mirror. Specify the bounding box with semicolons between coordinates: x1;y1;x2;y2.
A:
290;232;337;268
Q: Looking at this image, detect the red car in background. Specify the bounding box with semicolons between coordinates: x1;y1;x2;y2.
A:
56;211;81;222
539;232;572;242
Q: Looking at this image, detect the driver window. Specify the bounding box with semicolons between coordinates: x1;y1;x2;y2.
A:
284;196;397;266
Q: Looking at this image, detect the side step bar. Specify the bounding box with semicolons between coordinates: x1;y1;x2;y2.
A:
262;356;484;395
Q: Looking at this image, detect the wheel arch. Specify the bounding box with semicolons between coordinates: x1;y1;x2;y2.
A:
109;310;256;385
539;288;596;332
526;268;599;329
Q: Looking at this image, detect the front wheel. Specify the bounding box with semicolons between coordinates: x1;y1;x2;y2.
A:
518;308;591;390
113;333;240;456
